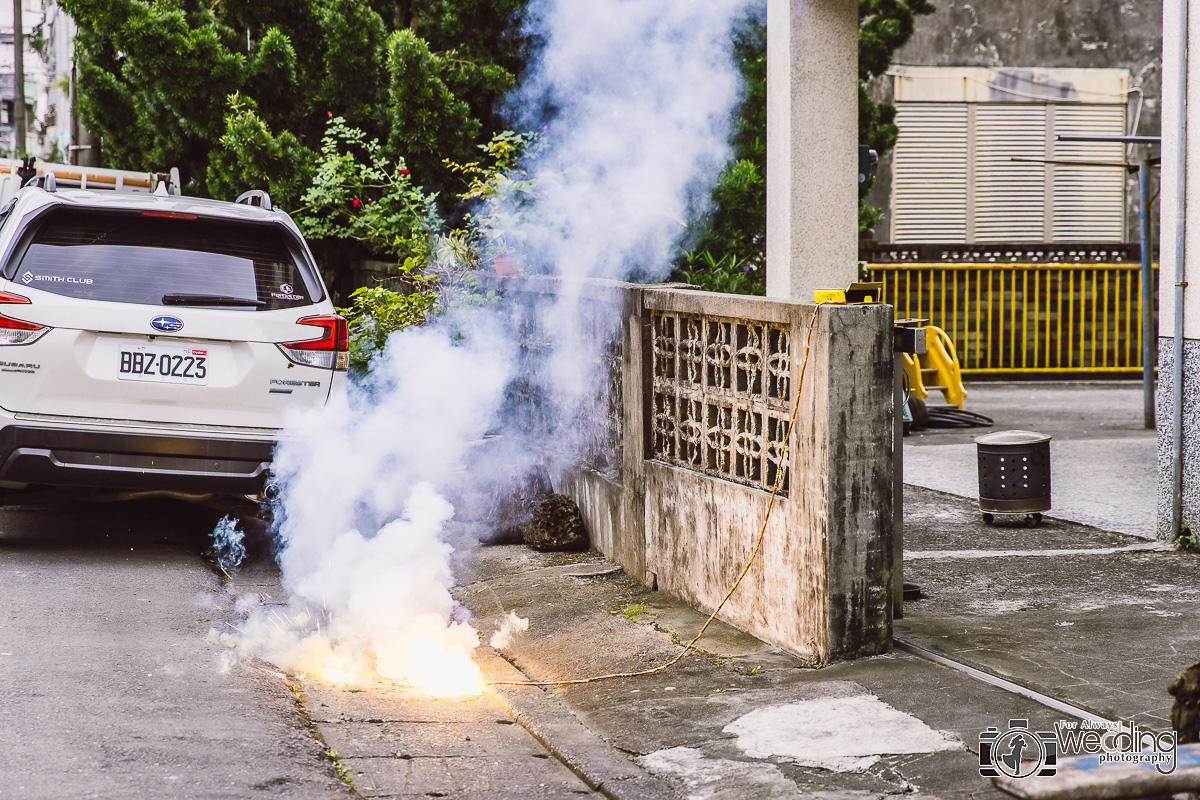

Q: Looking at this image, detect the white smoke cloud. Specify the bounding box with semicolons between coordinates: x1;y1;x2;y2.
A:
490;611;530;651
511;0;749;283
233;0;754;694
235;320;516;693
504;0;753;402
207;515;246;572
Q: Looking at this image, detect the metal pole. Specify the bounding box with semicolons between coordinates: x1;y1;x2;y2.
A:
68;61;75;166
12;0;25;156
893;352;903;620
1172;0;1189;538
1141;157;1156;429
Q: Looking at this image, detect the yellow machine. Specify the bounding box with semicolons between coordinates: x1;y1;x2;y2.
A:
910;325;966;410
812;284;968;412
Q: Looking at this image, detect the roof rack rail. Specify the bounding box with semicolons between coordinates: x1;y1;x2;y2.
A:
24;172;56;192
235;189;273;211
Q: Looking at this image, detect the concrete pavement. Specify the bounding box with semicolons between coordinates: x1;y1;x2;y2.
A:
240;380;1198;800
903;382;1158;538
0;498;355;800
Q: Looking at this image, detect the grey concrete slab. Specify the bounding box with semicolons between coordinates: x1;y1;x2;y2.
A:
480;648;680;800
905;382;1158;538
904;437;1157;538
316;715;544;760
902;484;1200;727
301;670;608;799
341;754;595;798
911;382;1154;443
305;681;503;724
226;550;610;800
457;544;1080;799
0;498;352;800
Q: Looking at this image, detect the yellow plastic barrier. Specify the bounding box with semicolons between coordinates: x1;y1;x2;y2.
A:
901;352;927;401
919;325;967;410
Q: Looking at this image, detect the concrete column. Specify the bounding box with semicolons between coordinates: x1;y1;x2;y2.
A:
765;0;860;300
1158;0;1200;540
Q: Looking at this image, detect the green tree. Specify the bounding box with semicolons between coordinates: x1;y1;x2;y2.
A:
61;0;526;215
676;0;934;294
857;0;935;230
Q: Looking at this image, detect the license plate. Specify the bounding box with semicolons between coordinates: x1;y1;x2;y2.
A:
118;343;209;385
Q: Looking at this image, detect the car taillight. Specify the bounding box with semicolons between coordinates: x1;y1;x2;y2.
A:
0;291;48;345
278;314;349;370
141;211;198;220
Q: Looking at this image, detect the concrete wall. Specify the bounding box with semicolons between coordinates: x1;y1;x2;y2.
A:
502;278;895;663
865;0;1163;244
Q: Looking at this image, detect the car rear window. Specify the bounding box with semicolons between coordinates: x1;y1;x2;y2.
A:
10;209;322;310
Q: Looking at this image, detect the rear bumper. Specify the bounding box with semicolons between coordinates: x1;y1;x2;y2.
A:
0;425;274;493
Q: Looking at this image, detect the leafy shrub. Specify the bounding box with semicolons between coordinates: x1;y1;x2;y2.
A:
295;115;441;271
337;284;436;371
310;124;542;368
675;249;765;296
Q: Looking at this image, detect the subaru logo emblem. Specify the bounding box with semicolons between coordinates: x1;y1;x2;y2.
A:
151;315;184;333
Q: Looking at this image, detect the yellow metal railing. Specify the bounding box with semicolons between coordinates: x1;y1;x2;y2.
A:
868;263;1158;374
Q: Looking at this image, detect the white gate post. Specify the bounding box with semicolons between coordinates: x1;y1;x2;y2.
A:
765;0;860;300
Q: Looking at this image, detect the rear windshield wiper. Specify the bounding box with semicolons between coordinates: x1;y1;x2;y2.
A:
162;293;266;308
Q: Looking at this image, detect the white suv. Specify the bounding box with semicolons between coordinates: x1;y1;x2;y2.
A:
0;180;346;495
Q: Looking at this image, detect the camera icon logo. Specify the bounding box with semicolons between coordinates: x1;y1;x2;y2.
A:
979;719;1058;779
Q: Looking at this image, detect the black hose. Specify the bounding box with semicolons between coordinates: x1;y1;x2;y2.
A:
923;405;994;429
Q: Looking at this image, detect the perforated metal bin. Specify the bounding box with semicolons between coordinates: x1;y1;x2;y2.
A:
976;429;1051;526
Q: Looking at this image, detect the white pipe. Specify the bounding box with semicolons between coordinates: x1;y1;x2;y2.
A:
1173;0;1190;538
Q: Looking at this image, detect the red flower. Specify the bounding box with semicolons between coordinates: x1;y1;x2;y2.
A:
352;198;362;208
327;111;332;117
399;168;409;174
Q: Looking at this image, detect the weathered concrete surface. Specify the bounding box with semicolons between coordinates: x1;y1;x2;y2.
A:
230;550;608;800
900;483;1196;728
455;544;1069;799
1158;0;1200;548
866;0;1162;241
823;304;895;658
636;300;894;662
482;649;679;800
903;381;1157;538
448;475;1199;797
521;282;896;663
0;498;353;799
894;0;1161;91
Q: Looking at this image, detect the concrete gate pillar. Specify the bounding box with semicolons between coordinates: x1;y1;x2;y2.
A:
1159;2;1200;540
765;0;860;300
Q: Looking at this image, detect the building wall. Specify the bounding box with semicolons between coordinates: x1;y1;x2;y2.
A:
866;0;1163;244
0;1;77;159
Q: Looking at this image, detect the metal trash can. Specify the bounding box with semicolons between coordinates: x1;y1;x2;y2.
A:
976;429;1051;527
